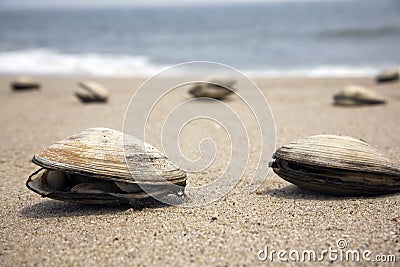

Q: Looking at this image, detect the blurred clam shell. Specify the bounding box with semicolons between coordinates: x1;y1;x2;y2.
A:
333;85;385;105
75;81;108;103
10;76;40;91
375;68;399;83
26;128;187;204
188;77;236;99
271;135;400;196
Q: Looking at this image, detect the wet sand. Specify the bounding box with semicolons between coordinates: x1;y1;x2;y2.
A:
0;75;399;265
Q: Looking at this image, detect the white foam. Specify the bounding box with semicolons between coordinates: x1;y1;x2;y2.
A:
0;49;390;77
0;49;166;76
244;65;382;78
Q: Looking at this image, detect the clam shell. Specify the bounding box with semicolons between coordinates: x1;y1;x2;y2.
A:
11;76;40;91
27;128;186;204
271;135;400;196
333;85;386;106
375;68;399;83
75;81;108;103
189;77;236;99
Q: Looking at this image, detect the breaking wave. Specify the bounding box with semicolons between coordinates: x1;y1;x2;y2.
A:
0;49;390;77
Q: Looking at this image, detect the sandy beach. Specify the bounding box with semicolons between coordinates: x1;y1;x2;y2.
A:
1;75;399;266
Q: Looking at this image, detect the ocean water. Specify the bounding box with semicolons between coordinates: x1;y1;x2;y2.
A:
0;0;399;77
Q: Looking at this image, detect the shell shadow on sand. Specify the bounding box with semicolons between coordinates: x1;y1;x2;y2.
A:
258;184;398;201
20;198;167;218
191;96;235;103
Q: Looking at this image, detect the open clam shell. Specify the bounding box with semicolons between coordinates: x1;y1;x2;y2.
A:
27;128;187;204
271;135;400;196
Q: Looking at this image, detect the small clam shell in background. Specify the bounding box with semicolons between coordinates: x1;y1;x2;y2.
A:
26;128;187;204
188;77;236;99
75;81;109;103
375;68;399;83
271;135;400;196
10;76;41;91
333;85;386;106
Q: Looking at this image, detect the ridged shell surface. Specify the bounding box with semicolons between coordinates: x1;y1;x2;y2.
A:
272;135;400;195
32;127;186;185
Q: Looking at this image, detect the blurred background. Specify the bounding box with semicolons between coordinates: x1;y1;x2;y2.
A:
0;0;399;77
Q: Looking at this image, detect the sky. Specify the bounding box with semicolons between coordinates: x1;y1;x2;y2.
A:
0;0;333;9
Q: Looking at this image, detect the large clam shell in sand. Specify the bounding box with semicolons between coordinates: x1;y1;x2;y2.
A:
26;128;187;204
271;135;400;196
